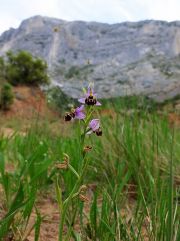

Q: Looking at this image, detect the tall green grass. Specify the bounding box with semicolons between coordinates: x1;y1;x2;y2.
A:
0;97;179;240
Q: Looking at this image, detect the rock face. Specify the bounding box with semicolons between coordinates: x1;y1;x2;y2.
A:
0;15;180;101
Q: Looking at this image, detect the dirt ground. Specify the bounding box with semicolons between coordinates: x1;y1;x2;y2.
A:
27;195;59;241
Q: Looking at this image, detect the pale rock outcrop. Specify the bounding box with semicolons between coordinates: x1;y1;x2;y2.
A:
0;15;180;102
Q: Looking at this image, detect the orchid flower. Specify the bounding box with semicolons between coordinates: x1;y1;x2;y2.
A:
64;105;85;121
87;119;102;136
78;86;101;106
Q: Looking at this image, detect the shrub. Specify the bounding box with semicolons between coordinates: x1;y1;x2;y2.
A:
0;82;14;110
0;57;5;82
5;51;49;86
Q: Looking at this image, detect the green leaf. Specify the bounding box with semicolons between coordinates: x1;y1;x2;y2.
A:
0;183;27;239
34;208;42;241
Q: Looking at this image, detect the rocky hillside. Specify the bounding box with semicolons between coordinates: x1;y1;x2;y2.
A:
0;15;180;101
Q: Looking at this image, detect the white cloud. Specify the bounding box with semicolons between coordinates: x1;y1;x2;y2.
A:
0;0;180;34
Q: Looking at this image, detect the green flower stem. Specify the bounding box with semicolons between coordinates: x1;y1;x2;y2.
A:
55;176;63;215
58;105;94;241
59;155;91;241
64;205;78;240
81;106;94;153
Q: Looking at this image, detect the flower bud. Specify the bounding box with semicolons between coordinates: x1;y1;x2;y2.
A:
79;185;88;194
83;145;92;153
55;153;69;170
79;185;89;202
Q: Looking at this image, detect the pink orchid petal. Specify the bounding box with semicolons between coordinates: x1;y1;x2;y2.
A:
87;87;91;95
77;105;84;111
78;98;86;104
87;86;94;95
96;101;101;106
74;105;85;120
89;119;100;131
75;112;86;120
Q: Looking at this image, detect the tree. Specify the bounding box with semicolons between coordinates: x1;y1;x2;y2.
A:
0;82;14;110
5;51;50;86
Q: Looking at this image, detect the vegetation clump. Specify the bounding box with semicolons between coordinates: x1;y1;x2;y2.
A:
1;51;49;86
0;82;14;110
0;57;5;82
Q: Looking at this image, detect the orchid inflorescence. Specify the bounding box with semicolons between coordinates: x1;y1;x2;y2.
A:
57;84;102;240
64;84;102;136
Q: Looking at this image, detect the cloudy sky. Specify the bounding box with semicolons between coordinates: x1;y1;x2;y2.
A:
0;0;180;34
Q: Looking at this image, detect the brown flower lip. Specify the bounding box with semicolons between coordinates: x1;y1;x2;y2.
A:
95;127;102;136
64;112;75;121
85;95;97;106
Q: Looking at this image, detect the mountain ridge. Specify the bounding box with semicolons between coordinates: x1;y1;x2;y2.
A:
0;15;180;102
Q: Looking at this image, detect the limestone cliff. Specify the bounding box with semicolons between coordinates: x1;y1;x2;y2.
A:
0;15;180;101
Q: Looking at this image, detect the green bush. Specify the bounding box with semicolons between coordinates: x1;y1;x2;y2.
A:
0;57;5;82
0;82;14;110
5;51;49;86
